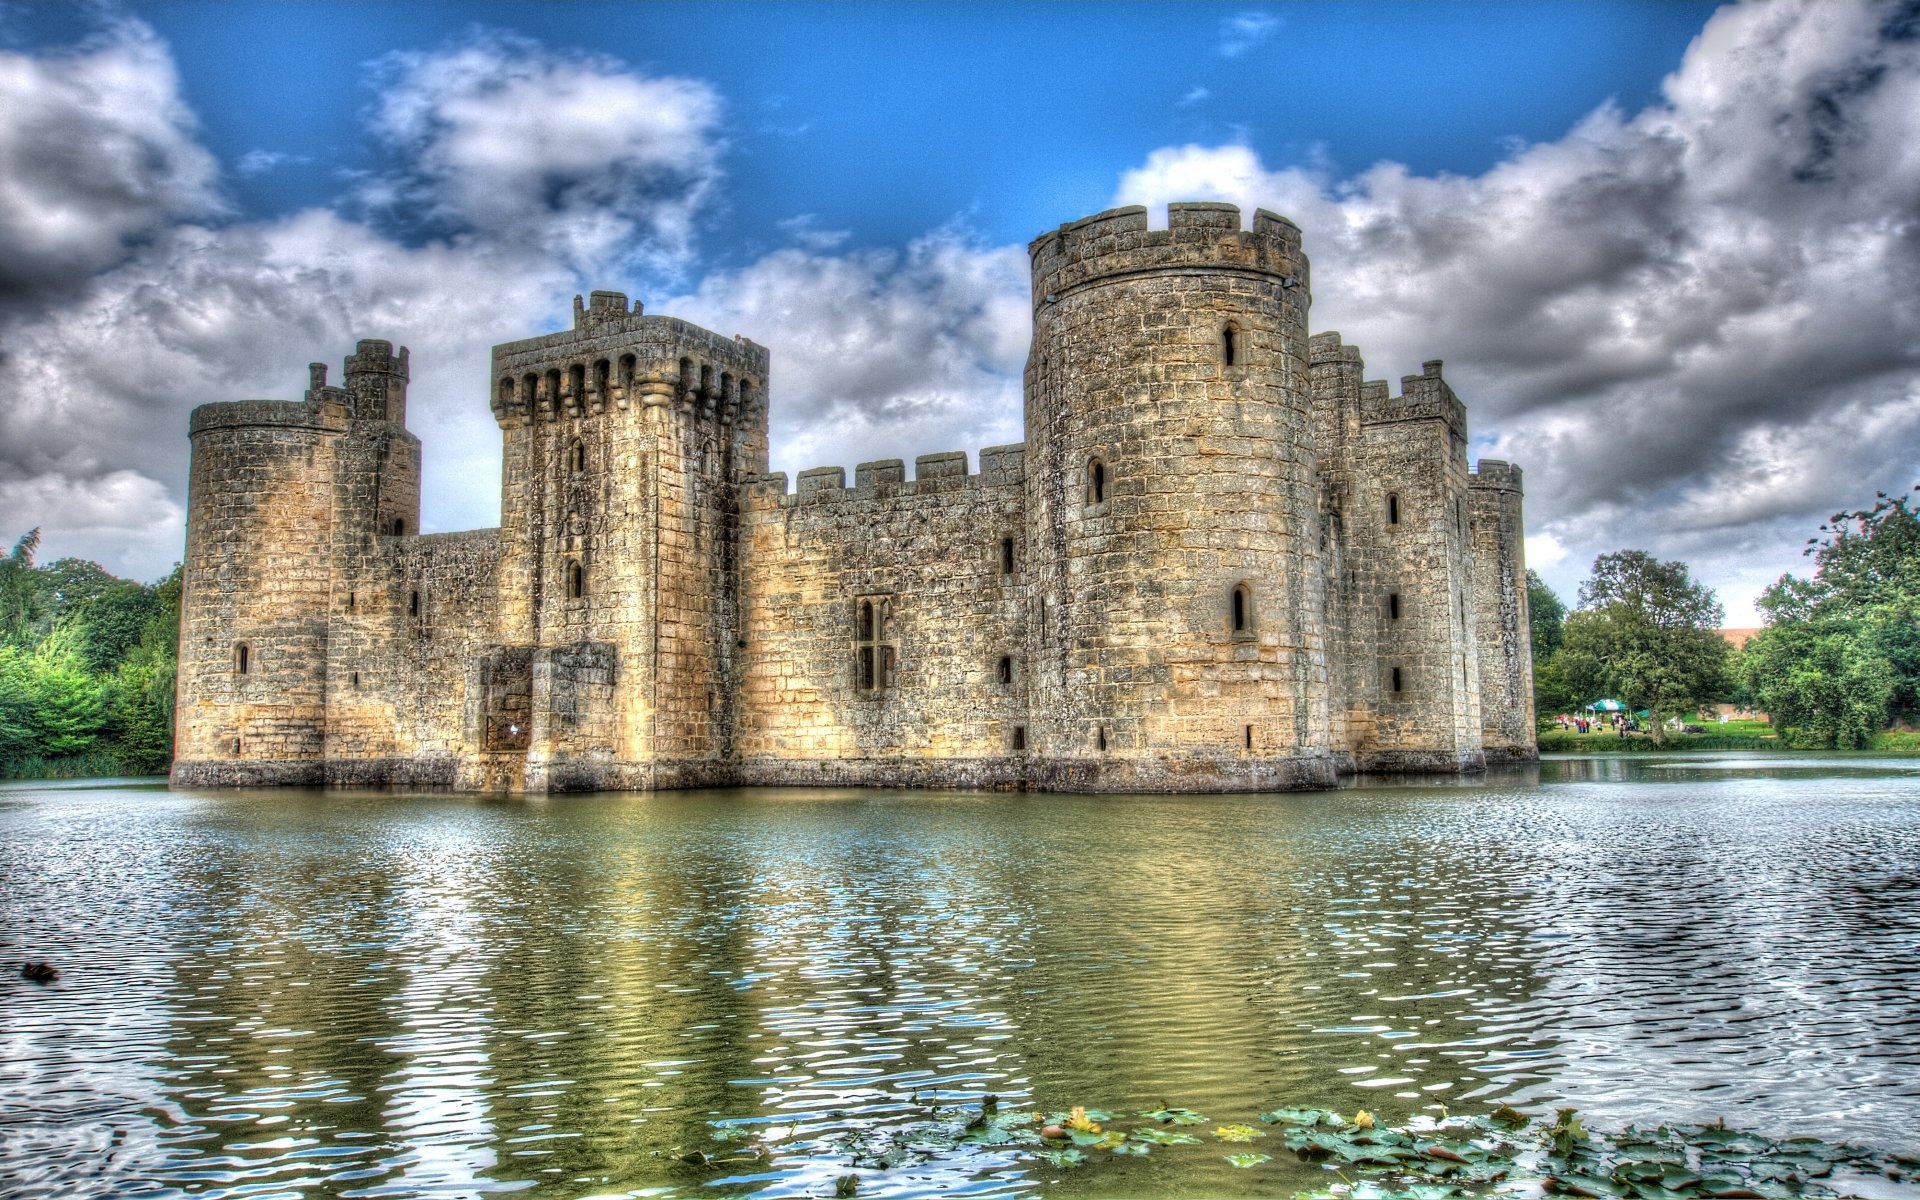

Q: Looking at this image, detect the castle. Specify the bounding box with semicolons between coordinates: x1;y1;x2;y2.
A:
171;202;1535;794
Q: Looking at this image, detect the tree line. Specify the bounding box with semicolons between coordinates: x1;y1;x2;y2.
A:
1529;485;1920;748
0;530;180;778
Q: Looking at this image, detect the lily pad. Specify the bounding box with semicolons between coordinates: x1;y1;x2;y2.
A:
1214;1124;1266;1144
1225;1152;1273;1168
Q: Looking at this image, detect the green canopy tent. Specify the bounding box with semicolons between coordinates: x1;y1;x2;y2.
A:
1587;698;1626;712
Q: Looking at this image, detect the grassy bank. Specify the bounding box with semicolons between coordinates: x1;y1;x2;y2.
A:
1539;719;1920;753
0;748;157;781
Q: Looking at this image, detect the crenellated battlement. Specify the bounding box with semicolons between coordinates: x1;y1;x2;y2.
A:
1469;459;1523;492
188;397;345;437
746;443;1026;507
1308;330;1364;366
1028;202;1307;310
1358;358;1467;437
345;338;408;381
489;299;769;430
191;338;416;435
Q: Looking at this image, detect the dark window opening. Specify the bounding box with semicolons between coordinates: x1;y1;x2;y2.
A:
392;518;405;536
1001;536;1016;575
1097;726;1107;752
350;671;360;689
1223;325;1238;367
409;590;420;618
1388;494;1400;525
1088;458;1106;505
232;737;242;756
234;643;249;675
1389;593;1401;620
1232;584;1250;633
1245;724;1255;750
346;591;355;610
1392;666;1404;693
499;377;514;406
997;655;1013;686
1011;725;1027;752
569;440;586;473
567;561;585;599
854;595;897;693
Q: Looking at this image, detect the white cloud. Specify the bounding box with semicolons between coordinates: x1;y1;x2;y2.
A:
0;23;727;581
669;225;1030;477
0;20;221;306
1117;0;1920;619
1217;12;1281;58
1178;85;1212;107
364;30;725;275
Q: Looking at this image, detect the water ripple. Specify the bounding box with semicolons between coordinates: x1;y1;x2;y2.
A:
2;767;1918;1196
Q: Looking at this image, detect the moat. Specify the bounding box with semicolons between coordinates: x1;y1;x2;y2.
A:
4;756;1918;1197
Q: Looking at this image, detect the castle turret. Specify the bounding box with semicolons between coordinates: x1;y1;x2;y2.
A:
489;290;770;789
1469;461;1536;761
172;390;347;785
1023;203;1335;790
343;338;409;424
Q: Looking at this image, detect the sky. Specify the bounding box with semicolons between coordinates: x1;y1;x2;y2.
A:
1;0;1917;625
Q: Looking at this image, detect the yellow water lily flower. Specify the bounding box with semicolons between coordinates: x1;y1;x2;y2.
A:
1354;1110;1375;1129
1066;1105;1102;1134
1213;1123;1266;1143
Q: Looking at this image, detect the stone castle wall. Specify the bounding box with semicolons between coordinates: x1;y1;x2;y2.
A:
172;204;1535;793
733;446;1030;788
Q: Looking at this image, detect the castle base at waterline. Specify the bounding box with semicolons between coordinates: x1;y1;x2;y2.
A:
171;203;1536;794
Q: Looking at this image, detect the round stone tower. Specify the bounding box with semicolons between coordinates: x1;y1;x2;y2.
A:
171;391;346;787
1023;202;1334;790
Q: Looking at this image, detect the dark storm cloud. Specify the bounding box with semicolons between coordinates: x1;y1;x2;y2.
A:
0;21;220;310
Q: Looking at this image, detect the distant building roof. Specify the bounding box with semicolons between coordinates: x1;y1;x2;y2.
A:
1719;627;1763;649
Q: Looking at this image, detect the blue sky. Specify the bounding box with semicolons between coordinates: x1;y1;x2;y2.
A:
1;0;1916;624
111;2;1718;259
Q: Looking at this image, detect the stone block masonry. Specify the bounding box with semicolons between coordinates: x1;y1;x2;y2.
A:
172;205;1534;793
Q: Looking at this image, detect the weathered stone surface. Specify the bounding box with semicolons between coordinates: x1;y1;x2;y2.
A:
172;207;1535;794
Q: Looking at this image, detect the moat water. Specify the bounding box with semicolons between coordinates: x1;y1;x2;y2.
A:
3;756;1919;1198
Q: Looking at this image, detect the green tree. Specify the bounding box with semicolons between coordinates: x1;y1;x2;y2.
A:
0;530;180;777
1747;487;1920;739
25;626;109;757
0;529;42;646
1526;570;1576;719
1527;569;1566;660
1558;550;1731;745
106;565;181;774
1740;617;1891;748
68;579;164;673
